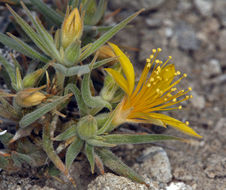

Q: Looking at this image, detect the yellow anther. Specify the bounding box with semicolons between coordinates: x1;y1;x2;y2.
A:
177;71;181;75
171;88;177;92
146;58;151;63
165;69;169;72
190;95;193;98
183;73;187;77
156;88;160;93
157;48;162;52
164;98;168;101
178;105;182;109
167;93;172;97
186;95;189;99
168;56;172;59
150;77;154;82
188;87;192;91
160;61;163;64
156;76;162;80
147;63;151;68
173;98;177;102
155;59;160;64
157;66;161;71
150;54;154;59
152;49;157;53
185;121;190;125
147;83;151;87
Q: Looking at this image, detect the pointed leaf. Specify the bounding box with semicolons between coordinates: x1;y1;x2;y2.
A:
96;148;146;185
29;0;63;26
80;9;144;61
6;33;49;62
0;54;16;87
65;83;88;116
19;94;71;128
54;124;77;141
85;143;95;173
101;134;187;145
81;73;111;110
66;137;83;169
87;138;115;147
6;4;50;55
64;40;81;66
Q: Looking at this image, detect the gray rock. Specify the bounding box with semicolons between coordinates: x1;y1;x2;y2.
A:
204;154;226;179
166;182;193;190
218;30;226;51
215;118;226;136
87;173;148;190
194;0;213;16
109;0;165;11
134;146;172;183
202;59;222;77
190;91;205;109
214;0;226;26
175;22;199;51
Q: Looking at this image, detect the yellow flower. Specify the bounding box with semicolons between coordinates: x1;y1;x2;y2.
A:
61;8;83;49
105;43;202;138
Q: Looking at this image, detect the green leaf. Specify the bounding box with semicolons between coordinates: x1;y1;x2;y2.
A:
101;134;186;145
53;57;116;77
11;151;37;167
15;67;23;90
0;129;13;146
65;83;88;116
80;9;143;61
87;138;115;147
66;137;83;169
29;0;63;26
54;124;77;141
81;73;111;110
6;4;51;55
96;148;146;185
6;33;49;63
69;0;80;8
85;143;95;173
64;40;81;66
0;54;16;87
19;94;71;128
42;116;76;186
21;2;61;61
97;109;117;135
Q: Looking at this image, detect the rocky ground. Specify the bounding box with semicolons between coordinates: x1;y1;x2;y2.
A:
0;0;226;189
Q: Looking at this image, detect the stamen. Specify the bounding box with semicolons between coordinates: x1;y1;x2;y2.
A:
172;98;177;102
188;87;192;91
183;73;187;77
185;121;190;125
190;95;193;98
146;83;151;87
146;58;151;63
155;59;160;64
150;77;154;82
178;105;182;109
147;63;151;68
157;48;162;52
150;54;154;59
152;49;157;53
171;88;177;92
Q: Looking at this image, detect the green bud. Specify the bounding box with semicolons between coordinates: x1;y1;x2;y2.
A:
76;115;97;140
23;69;44;88
63;40;81;66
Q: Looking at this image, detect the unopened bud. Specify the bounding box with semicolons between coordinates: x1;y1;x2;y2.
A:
76;115;97;140
61;8;83;49
23;69;44;88
15;87;46;108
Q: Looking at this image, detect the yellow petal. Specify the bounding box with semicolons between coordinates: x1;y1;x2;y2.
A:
105;68;129;94
108;43;135;95
149;113;202;138
127;112;165;127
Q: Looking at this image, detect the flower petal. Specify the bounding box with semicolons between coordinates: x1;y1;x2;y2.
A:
105;68;129;94
108;43;135;95
127;112;165;127
149;113;202;138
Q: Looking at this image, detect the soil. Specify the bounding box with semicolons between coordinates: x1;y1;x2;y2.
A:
0;0;226;190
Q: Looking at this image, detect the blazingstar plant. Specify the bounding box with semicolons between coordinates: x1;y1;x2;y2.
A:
0;0;202;188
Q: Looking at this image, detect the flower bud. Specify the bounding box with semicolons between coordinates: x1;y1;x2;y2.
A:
61;8;83;49
76;115;97;140
23;69;44;88
98;45;116;60
15;87;46;108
